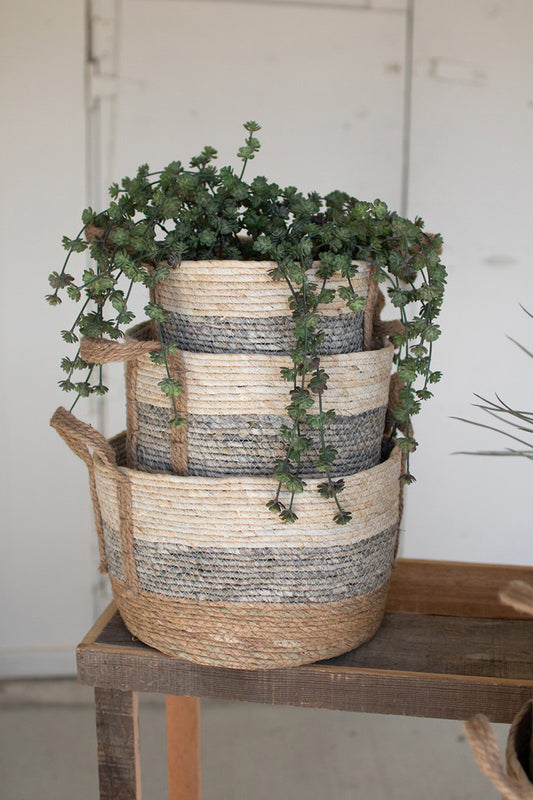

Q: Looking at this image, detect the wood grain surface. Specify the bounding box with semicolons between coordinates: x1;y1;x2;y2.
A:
387;559;533;619
94;688;141;800
166;695;201;800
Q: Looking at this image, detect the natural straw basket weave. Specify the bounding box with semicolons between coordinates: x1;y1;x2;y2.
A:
155;259;375;354
51;406;403;669
117;322;394;477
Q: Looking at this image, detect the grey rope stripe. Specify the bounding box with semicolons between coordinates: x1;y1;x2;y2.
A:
103;523;398;603
161;311;365;355
135;405;387;477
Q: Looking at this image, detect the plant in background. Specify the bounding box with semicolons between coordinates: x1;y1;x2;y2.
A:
47;122;446;523
454;306;533;461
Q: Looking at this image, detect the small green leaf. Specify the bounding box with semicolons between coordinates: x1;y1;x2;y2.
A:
158;377;183;397
423;323;441;342
145;301;168;323
428;370;443;385
317;482;331;499
273;463;290;482
317;480;345;499
82;207;96;224
283;474;305;494
396;436;417;454
67;285;82;301
280;367;296;382
62;236;88;253
266;498;285;514
75;381;91;398
117;310;135;325
169;415;187;428
48;271;74;289
334;509;353;526
317;288;336;304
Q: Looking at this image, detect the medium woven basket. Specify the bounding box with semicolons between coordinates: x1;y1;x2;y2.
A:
51;407;402;669
121;321;394;477
155;259;374;354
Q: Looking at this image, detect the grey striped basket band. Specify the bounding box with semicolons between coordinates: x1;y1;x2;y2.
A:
160;312;365;355
134;405;387;477
103;522;398;603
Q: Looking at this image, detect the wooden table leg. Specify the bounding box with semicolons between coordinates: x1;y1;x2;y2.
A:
166;696;201;800
95;687;141;799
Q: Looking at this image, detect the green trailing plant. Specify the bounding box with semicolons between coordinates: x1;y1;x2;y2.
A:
454;306;533;461
47;121;446;523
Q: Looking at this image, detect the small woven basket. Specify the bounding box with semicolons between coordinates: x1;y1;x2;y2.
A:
51;407;403;669
121;321;394;477
155;259;375;354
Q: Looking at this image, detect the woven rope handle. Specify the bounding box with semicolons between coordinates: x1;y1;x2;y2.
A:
50;406;118;575
50;406;118;471
464;715;533;800
80;335;161;364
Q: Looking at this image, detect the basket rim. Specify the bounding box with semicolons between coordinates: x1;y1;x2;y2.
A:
125;320;394;364
104;432;401;489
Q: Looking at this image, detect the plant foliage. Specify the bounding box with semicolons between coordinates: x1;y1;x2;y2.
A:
454;306;532;461
47;122;447;522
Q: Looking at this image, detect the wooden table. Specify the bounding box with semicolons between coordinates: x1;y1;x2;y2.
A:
77;559;533;799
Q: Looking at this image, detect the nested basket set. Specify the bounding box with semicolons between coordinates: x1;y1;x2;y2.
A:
51;259;404;669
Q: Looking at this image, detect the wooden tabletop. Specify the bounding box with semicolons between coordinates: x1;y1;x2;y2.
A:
77;559;533;723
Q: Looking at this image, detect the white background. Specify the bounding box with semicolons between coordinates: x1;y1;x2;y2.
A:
1;0;532;676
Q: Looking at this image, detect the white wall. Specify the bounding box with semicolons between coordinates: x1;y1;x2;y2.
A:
0;0;97;676
403;0;533;562
1;0;532;677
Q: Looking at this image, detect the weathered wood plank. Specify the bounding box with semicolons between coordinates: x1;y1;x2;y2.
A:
387;559;533;619
166;696;201;800
94;688;141;800
83;647;533;723
324;613;533;679
81;610;533;725
86;607;533;685
80;601;119;646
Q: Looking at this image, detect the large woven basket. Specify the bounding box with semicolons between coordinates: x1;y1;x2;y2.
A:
155;259;375;354
51;407;402;669
121;321;394;477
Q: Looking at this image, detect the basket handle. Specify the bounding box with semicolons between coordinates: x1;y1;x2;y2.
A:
50;407;140;592
464;714;533;800
80;335;161;364
50;406;119;576
50;406;118;471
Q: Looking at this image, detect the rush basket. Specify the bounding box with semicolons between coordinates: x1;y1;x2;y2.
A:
82;321;394;478
51;406;403;670
153;259;375;355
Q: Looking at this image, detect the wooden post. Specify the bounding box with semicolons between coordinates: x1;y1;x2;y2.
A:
95;687;141;799
166;695;201;800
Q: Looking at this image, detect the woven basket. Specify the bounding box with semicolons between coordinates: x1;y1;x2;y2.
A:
120;321;394;477
155;259;375;354
51;407;403;669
